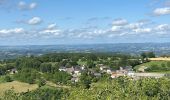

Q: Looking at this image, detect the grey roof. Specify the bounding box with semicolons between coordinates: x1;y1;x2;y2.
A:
94;73;101;76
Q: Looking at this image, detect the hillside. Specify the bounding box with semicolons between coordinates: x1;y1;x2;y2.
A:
135;61;170;73
2;43;170;59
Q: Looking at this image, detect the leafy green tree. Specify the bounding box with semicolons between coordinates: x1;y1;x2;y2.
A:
40;63;52;73
4;75;13;82
167;62;170;67
147;52;156;58
38;79;46;87
14;68;40;84
86;60;95;68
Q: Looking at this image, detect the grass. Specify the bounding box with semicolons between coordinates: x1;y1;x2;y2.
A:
0;81;38;96
135;61;170;73
46;81;70;89
0;76;5;83
136;61;168;67
77;60;87;65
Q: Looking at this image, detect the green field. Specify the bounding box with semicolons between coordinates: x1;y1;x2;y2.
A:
0;76;5;83
135;61;170;73
0;81;38;96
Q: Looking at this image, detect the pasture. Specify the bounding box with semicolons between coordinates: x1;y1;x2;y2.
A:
0;81;38;95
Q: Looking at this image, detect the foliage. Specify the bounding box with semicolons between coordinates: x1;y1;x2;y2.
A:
44;71;72;85
14;68;40;84
68;77;170;100
4;76;13;82
136;61;170;72
38;79;46;87
1;88;69;100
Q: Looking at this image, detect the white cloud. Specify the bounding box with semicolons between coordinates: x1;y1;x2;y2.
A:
18;1;37;10
132;28;152;33
154;24;170;34
29;2;37;9
0;28;25;36
127;22;145;29
18;1;26;9
112;19;128;26
111;26;123;32
28;17;42;25
40;29;61;36
155;24;170;31
39;24;62;37
93;29;107;35
153;7;170;16
47;23;57;29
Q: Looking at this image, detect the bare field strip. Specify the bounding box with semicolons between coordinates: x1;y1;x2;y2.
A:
149;58;170;61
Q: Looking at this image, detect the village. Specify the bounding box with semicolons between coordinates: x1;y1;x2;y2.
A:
58;64;167;83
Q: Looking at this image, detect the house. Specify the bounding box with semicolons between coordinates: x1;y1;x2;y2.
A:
127;71;135;77
66;67;74;74
124;66;133;71
94;73;102;77
71;77;79;83
74;67;82;76
106;69;112;74
100;66;108;71
164;74;170;77
81;65;86;70
59;67;67;72
116;68;127;74
10;68;18;74
111;72;124;78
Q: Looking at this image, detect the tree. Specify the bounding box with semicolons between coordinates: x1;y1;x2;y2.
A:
167;62;170;67
40;63;52;73
141;52;147;62
14;68;40;84
86;60;95;68
147;52;156;58
38;79;46;87
80;71;94;89
4;75;13;82
53;71;72;84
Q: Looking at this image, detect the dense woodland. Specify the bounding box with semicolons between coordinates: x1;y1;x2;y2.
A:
0;52;170;100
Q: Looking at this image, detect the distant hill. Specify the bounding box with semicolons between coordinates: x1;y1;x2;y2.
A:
1;43;170;59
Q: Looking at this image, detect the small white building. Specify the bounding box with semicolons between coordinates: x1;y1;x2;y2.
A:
59;67;67;72
127;71;135;77
71;77;79;82
81;65;85;70
106;69;112;74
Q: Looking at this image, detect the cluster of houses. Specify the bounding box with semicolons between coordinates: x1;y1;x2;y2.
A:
58;64;135;82
59;63;168;82
59;65;85;82
110;66;166;79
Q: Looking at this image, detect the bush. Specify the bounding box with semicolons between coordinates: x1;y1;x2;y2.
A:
4;75;13;82
38;79;46;87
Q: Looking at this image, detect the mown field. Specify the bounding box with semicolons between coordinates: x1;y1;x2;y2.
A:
135;61;170;73
149;57;170;61
0;81;38;96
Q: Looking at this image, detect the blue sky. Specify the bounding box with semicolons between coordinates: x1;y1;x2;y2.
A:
0;0;170;45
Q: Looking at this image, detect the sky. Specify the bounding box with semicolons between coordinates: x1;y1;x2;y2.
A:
0;0;170;45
